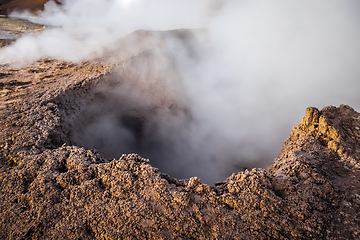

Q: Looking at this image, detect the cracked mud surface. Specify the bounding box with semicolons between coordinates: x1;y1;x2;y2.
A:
1;30;360;239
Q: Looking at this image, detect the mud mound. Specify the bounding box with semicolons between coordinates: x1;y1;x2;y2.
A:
1;31;360;239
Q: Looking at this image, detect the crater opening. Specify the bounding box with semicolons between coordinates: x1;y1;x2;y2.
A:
68;31;273;184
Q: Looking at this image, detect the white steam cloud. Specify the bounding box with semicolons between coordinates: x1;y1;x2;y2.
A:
1;0;214;63
1;0;360;183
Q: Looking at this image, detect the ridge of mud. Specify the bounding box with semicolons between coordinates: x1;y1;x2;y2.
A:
1;34;360;239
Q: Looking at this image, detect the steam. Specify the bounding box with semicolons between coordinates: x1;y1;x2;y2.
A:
0;0;214;63
1;0;360;183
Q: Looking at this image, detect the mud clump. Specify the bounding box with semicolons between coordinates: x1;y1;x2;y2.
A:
1;34;360;239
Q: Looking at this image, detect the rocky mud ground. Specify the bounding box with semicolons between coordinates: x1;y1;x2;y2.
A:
1;19;360;240
0;17;45;47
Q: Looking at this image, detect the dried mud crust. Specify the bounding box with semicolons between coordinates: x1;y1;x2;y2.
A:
0;60;113;166
0;63;360;238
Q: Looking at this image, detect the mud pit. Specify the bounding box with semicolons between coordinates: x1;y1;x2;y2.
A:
60;30;256;184
69;49;198;181
1;28;360;239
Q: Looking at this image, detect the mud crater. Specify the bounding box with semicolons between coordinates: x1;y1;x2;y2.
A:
63;32;264;184
68;48;199;181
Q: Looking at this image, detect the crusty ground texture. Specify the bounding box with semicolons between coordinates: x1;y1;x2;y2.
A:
0;58;360;239
1;8;359;240
1;16;360;237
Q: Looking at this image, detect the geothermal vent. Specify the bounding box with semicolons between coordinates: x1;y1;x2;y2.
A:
61;30;253;184
71;39;193;178
2;1;360;239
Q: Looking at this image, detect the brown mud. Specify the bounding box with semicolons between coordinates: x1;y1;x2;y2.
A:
1;23;360;240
